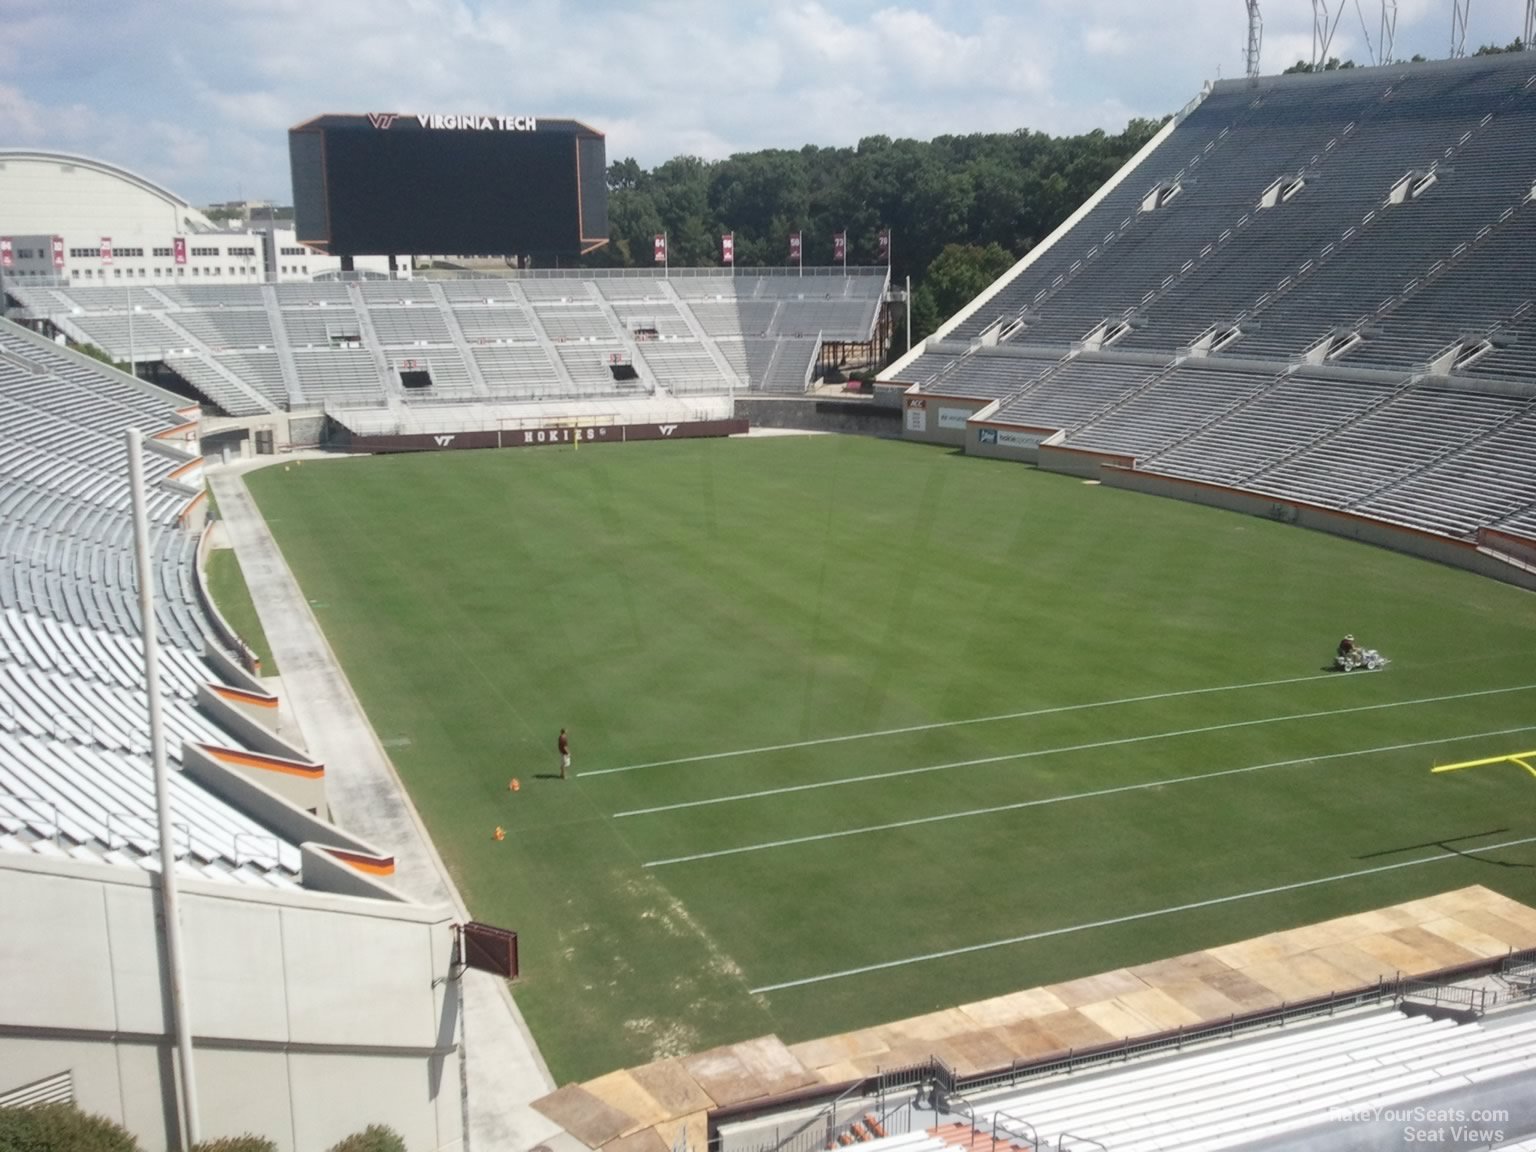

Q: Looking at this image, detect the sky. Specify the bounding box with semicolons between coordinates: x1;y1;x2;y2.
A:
2;0;1531;206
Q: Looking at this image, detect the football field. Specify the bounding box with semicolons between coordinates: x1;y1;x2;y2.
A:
243;435;1536;1084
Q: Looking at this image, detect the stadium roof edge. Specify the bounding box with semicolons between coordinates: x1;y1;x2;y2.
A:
1211;46;1536;94
878;107;1190;383
0;148;204;217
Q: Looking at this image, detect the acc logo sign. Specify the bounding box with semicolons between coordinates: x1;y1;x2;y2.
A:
433;434;455;447
978;428;998;445
367;113;400;130
658;425;677;437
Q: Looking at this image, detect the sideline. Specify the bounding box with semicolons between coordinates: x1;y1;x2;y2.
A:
614;683;1536;818
749;831;1536;994
641;724;1536;867
582;672;1350;777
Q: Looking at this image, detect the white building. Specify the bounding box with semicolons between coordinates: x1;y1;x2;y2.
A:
0;150;403;286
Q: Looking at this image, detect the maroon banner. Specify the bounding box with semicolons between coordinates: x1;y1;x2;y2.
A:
653;233;667;263
51;236;65;268
173;236;187;265
833;231;846;263
100;236;113;265
878;229;890;260
347;418;750;454
721;233;734;265
0;238;11;269
789;232;802;263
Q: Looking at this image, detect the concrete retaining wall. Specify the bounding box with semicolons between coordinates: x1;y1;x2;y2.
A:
0;853;459;1152
900;394;993;447
738;396;902;436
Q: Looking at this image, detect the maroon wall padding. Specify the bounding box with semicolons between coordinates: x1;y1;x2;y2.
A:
346;418;749;453
461;922;519;979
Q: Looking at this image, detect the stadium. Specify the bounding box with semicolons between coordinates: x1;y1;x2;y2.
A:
3;4;1536;1151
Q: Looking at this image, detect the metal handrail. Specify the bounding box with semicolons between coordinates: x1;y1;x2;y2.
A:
1400;978;1492;1012
993;1109;1042;1151
0;793;64;846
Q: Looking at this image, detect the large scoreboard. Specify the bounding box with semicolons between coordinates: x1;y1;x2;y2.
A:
288;112;608;258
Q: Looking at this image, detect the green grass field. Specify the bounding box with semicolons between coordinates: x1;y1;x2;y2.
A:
204;547;278;675
244;435;1536;1084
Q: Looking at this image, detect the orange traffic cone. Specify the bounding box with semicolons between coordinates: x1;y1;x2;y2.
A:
493;826;506;841
509;778;521;792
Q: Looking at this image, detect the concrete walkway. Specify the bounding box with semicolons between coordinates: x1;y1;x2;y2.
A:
208;456;564;1152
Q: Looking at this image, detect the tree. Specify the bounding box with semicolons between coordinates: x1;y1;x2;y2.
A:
578;116;1166;333
909;243;1015;342
1473;37;1526;56
1283;57;1356;73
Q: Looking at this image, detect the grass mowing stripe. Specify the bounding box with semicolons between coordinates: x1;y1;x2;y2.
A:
613;683;1536;818
749;832;1536;995
582;672;1349;777
642;724;1536;867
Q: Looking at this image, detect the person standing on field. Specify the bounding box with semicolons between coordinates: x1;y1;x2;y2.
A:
559;727;570;780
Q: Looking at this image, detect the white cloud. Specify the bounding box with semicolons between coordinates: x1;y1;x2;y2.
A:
1082;24;1129;57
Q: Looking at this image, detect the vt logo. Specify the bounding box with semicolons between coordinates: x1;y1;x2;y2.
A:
367;113;400;129
658;425;677;437
433;434;455;446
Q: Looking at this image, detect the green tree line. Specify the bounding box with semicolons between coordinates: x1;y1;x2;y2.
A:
587;118;1166;343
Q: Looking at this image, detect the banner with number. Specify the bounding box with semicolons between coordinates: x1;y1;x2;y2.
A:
722;233;735;265
0;238;11;269
833;232;846;264
653;233;667;263
51;236;65;267
789;232;802;263
878;230;890;260
100;237;114;265
174;236;187;265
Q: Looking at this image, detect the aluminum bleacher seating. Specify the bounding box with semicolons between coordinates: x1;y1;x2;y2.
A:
612;304;693;339
369;306;453;345
168;307;274;350
967;1005;1536;1152
1065;363;1279;460
473;345;560;396
0;318;309;887
1248;384;1527;510
1143;373;1400;485
596;278;668;301
10;265;890;412
392;350;474;394
991;358;1159;429
557;344;633;395
535;305;619;342
1355;403;1536;536
281;307;359;347
918;349;1062;400
453;305;538;342
690;300;779;338
761;339;818;394
291;349;386;405
637;340;732;395
162;355;270;417
886;53;1535;547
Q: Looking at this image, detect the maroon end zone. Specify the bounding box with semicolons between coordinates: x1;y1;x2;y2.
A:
339;417;749;453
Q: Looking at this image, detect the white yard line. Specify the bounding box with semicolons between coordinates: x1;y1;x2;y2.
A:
641;724;1536;867
581;672;1350;778
613;683;1536;818
749;832;1536;994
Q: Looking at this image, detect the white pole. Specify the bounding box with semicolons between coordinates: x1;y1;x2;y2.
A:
127;284;136;379
127;428;200;1150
